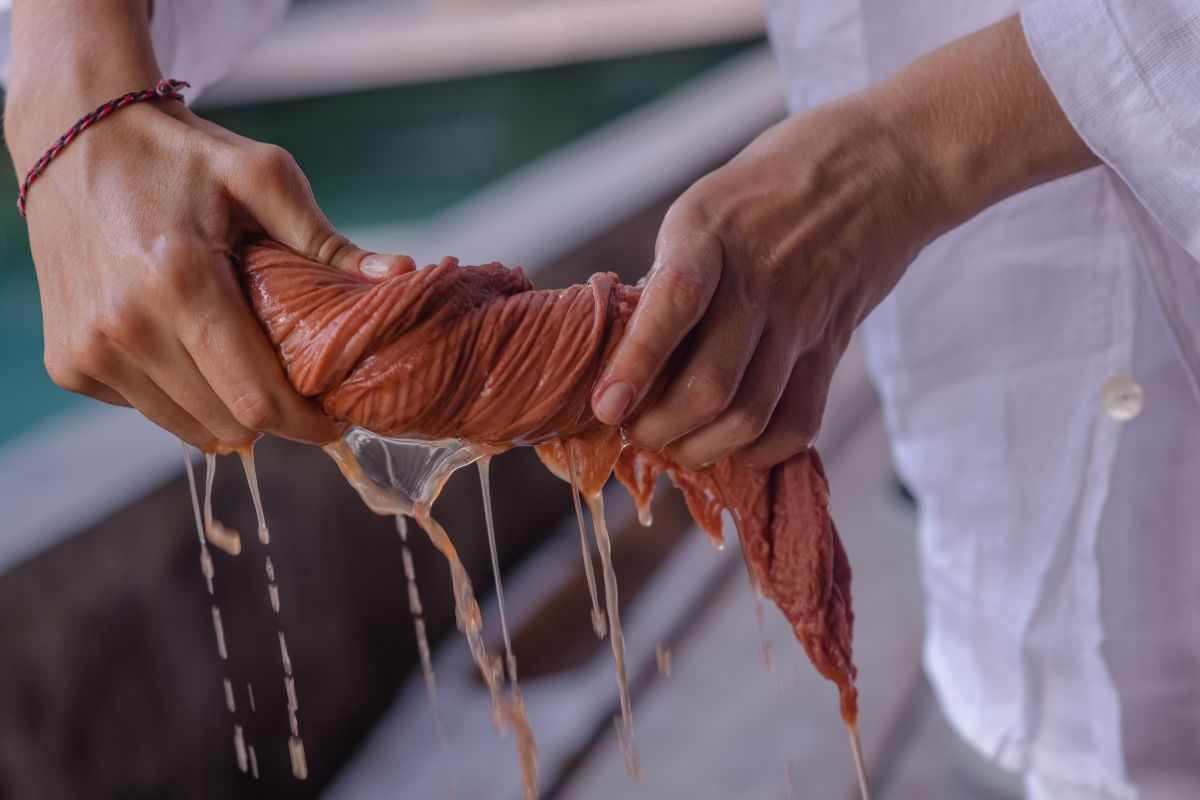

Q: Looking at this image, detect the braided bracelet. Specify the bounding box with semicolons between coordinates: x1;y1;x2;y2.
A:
17;78;190;217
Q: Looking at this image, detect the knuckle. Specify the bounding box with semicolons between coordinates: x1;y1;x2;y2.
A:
74;328;118;372
44;355;87;393
685;367;737;418
726;403;771;442
667;442;712;473
149;239;207;299
93;302;152;352
655;266;709;319
229;390;277;431
254;143;300;181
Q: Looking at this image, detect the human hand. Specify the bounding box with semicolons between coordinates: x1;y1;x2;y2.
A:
7;85;408;451
590;96;943;470
591;16;1095;470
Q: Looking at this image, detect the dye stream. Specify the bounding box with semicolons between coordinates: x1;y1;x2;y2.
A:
182;444;308;782
382;446;446;746
564;445;607;639
181;444;259;780
325;431;542;798
239;448;310;781
185;426;865;797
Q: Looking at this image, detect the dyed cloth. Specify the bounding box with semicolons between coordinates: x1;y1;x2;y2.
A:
239;239;858;724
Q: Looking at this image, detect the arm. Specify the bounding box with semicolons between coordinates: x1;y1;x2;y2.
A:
590;15;1098;469
4;0;404;450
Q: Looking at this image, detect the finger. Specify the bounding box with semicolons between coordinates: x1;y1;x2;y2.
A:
625;273;764;453
664;326;796;470
66;374;132;407
592;210;721;424
223;143;416;279
82;357;219;449
179;256;339;444
736;346;834;469
131;336;257;446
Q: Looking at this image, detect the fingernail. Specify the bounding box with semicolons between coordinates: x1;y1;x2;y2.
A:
361;254;391;278
595;381;634;423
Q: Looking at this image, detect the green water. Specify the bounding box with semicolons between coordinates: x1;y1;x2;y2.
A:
0;41;756;444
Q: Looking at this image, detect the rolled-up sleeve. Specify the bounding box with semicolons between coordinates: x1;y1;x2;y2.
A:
0;0;289;102
1023;0;1200;261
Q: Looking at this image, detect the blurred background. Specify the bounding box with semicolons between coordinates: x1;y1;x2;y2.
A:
0;0;1023;797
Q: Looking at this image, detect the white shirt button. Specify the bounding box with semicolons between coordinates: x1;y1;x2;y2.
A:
1101;375;1144;421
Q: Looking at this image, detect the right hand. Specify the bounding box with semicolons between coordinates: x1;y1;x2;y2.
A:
8;99;409;451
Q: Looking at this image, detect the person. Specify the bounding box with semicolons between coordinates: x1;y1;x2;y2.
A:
4;0;1199;797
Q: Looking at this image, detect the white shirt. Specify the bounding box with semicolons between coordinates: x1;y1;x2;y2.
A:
765;1;1200;798
0;0;287;102
3;1;1198;797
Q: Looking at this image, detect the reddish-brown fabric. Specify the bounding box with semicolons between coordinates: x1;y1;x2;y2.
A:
238;239;858;724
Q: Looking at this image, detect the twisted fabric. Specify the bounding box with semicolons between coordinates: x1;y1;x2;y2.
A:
238;239;858;724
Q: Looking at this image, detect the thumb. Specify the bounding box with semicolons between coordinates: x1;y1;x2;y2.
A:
228;143;415;279
592;206;721;425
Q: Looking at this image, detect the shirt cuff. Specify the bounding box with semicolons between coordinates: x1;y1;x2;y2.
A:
1022;0;1200;262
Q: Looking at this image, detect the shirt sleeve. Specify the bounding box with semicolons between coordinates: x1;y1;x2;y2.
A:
1022;0;1200;262
0;0;290;102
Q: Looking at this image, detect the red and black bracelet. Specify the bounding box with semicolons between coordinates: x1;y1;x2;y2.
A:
17;78;190;217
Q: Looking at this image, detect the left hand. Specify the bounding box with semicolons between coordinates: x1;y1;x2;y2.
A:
590;95;947;470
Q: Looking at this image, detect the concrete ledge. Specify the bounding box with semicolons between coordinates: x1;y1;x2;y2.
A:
200;0;766;107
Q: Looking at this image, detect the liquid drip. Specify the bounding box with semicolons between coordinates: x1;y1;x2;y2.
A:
267;560;280;614
414;506;502;726
200;548;215;584
278;631;292;676
247;683;257;713
414;504;538;798
395;516;444;747
248;745;260;780
501;688;538;800
212;606;228;660
183;443;249;777
285;676;300;735
478;458;517;682
238;446;307;781
848;725;871;800
234;724;248;773
181;443;214;596
655;645;672;677
479;459;538;797
203;453;243;556
289;735;309;781
239;450;271;545
565;442;606;639
583;491;640;779
714;477;774;673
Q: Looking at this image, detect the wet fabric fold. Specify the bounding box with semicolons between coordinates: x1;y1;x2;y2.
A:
238;239;858;725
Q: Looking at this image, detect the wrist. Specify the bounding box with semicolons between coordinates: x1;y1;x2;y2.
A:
862;16;1098;233
4;0;161;175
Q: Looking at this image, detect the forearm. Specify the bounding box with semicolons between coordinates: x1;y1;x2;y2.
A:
4;0;161;174
865;15;1100;234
